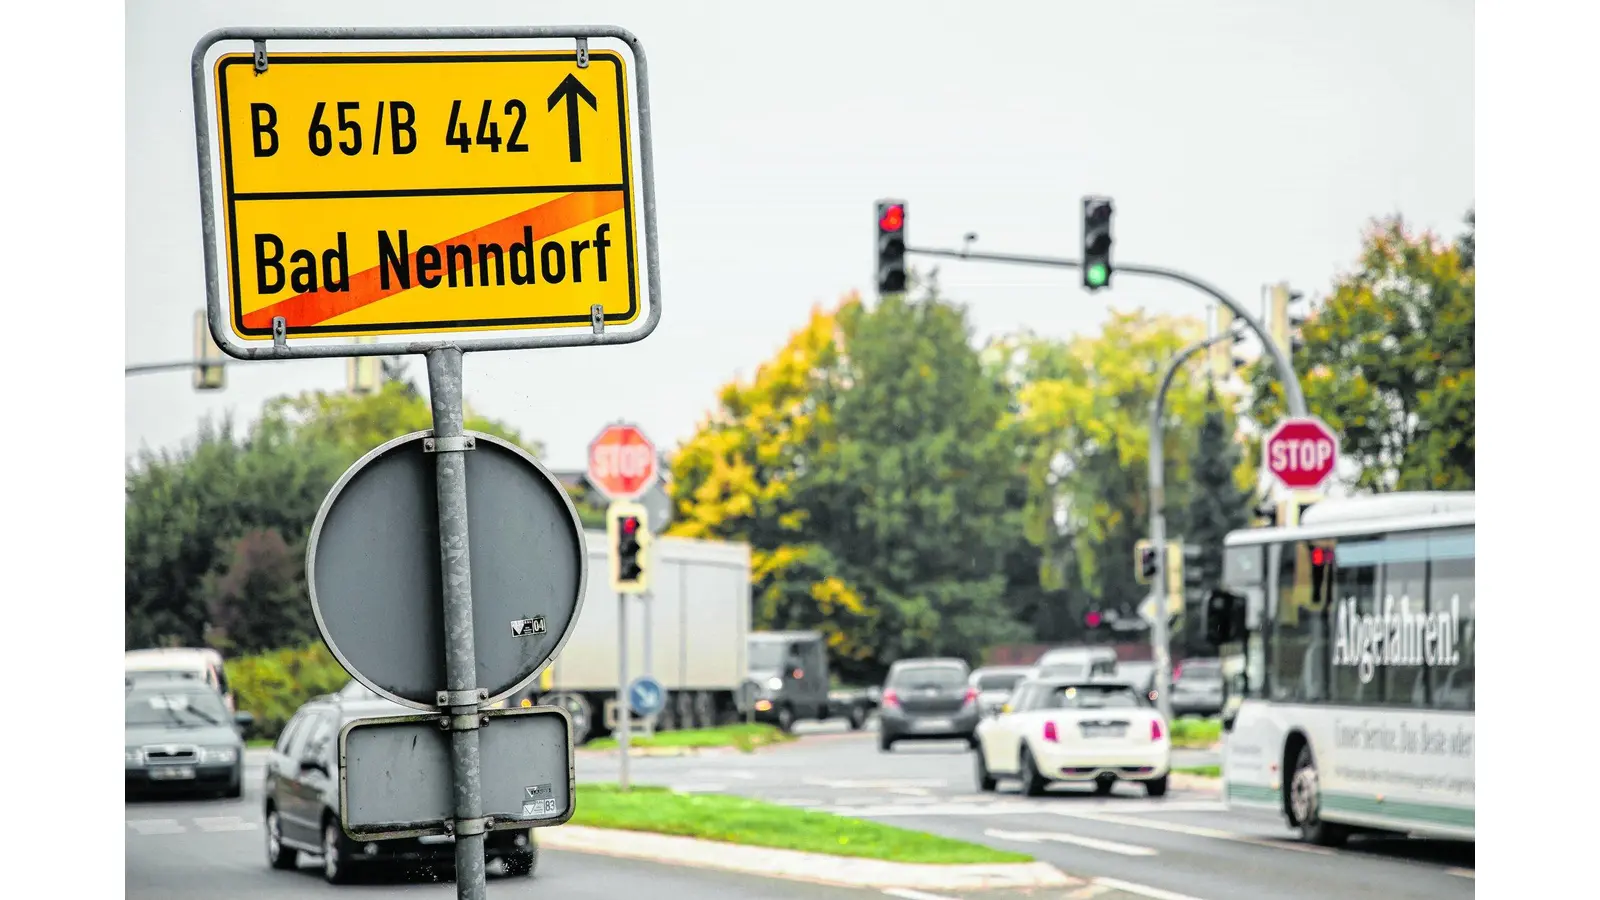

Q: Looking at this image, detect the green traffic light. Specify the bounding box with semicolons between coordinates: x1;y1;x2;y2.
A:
1086;263;1108;287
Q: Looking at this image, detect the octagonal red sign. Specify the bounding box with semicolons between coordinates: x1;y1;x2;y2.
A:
588;424;657;500
1263;416;1340;491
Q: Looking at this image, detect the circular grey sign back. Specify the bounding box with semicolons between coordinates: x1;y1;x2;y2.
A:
307;431;587;711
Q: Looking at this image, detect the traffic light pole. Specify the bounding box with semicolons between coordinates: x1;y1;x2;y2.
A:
902;246;1309;418
1147;330;1240;722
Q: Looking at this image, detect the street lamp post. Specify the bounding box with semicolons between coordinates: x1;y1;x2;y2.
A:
1146;329;1241;722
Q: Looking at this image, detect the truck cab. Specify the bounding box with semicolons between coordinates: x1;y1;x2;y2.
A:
747;631;830;731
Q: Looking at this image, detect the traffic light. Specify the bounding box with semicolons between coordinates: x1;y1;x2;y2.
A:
1308;542;1334;606
1268;283;1308;356
607;501;651;594
875;199;907;295
1164;542;1185;617
1182;544;1205;595
193;311;224;391
1134;539;1157;584
1081;196;1114;291
1204;589;1245;646
1084;608;1105;631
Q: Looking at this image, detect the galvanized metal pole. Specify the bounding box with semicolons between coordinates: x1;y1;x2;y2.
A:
902;246;1308;418
424;348;487;900
617;592;631;791
1148;331;1237;723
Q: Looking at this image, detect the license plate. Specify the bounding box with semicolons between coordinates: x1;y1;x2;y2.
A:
1080;725;1123;738
915;718;953;731
150;766;195;780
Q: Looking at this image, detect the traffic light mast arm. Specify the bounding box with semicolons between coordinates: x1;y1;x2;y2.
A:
901;244;1308;418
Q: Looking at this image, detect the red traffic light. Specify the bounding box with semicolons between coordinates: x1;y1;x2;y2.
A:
878;204;904;233
1310;546;1333;567
621;516;639;535
1085;610;1102;628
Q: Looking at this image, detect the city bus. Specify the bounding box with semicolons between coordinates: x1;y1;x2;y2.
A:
1204;491;1473;846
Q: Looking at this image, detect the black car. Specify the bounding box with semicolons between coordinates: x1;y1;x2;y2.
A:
126;681;252;798
877;658;978;751
263;692;537;884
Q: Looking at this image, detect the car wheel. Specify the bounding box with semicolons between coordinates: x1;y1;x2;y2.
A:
848;706;866;731
322;819;357;884
1144;775;1169;797
265;808;298;870
1289;744;1349;847
503;849;537;876
776;705;795;733
974;746;997;792
1019;747;1048;797
224;766;243;799
879;732;895;752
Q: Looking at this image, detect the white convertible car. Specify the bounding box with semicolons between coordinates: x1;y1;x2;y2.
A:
973;677;1171;797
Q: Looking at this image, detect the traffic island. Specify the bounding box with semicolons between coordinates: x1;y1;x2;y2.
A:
580;723;796;755
545;784;1073;890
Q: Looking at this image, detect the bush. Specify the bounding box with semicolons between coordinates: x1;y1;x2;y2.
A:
226;641;351;740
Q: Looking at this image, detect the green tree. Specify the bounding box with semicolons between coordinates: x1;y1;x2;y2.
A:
126;382;532;650
669;281;1028;680
1247;212;1474;491
202;529;311;654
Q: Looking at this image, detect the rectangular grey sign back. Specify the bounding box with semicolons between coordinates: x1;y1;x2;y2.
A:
339;705;574;840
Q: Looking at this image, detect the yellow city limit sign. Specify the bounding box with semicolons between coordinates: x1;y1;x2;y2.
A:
212;51;642;341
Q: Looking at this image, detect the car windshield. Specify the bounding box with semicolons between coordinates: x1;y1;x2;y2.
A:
126;687;228;728
1040;684;1141;710
892;666;966;689
747;640;790;671
976;672;1024;691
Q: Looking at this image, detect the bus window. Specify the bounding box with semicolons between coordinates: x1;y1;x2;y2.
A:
1270;542;1327;704
1429;554;1475;711
1329;540;1382;705
1381;559;1428;706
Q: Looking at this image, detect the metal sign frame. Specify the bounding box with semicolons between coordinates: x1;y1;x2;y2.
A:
190;26;661;361
305;428;589;712
337;705;576;841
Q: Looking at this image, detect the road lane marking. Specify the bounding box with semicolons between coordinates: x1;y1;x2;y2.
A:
1050;811;1336;856
985;828;1159;857
1447;868;1474;878
890;787;932;797
802;777;948;789
195;816;257;832
882;889;957;900
1093;876;1210;900
127;819;186;836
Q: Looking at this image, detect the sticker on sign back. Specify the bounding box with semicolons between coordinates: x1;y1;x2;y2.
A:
522;783;557;818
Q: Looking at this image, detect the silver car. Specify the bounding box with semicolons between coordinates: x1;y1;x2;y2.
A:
968;666;1030;719
1171;658;1226;717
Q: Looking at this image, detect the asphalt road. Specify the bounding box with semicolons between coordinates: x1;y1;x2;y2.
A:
130;720;1470;900
577;719;1475;900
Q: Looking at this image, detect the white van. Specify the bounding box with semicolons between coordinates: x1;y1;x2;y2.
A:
126;648;234;712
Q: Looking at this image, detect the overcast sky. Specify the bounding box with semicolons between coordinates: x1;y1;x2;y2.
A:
126;0;1473;471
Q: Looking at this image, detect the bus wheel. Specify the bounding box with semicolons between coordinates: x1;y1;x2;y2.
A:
1289;744;1349;847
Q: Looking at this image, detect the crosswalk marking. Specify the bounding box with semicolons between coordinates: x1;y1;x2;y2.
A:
128;819;186;836
194;816;257;832
1092;877;1210;900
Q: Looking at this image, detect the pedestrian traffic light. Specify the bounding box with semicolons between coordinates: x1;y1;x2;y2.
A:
1084;608;1104;630
607;501;651;594
875;199;907;295
1134;539;1157;584
1081;196;1114;291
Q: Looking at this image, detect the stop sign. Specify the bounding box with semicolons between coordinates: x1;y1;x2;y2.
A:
587;424;657;500
1263;416;1340;491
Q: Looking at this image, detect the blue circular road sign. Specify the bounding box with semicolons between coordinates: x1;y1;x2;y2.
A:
628;676;666;718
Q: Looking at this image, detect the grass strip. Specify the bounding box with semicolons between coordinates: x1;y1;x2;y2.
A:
1174;764;1221;778
1170;718;1222;748
584;723;794;753
570;783;1033;865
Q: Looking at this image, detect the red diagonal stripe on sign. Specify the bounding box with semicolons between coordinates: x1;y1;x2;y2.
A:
242;190;626;330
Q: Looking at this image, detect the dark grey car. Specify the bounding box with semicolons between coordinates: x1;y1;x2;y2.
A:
878;658;978;751
126;681;252;798
263;692;537;884
1171;658;1226;717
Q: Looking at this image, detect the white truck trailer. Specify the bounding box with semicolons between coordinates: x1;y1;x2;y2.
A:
514;532;754;744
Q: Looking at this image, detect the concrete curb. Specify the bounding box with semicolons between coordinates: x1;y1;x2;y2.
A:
538;824;1078;890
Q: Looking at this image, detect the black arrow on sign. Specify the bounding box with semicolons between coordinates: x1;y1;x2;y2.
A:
547;73;598;164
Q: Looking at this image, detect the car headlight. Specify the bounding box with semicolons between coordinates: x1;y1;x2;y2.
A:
198;746;238;764
126;747;144;766
766;677;783;691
